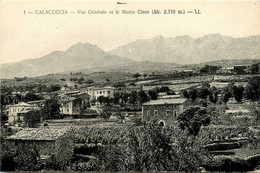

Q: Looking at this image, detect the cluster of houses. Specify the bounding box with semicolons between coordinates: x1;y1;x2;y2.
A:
186;64;260;75
6;83;189;128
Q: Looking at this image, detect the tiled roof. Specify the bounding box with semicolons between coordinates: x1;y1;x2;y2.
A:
7;127;71;141
10;102;32;107
143;98;187;106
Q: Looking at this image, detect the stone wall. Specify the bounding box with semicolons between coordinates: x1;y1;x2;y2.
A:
7;140;55;156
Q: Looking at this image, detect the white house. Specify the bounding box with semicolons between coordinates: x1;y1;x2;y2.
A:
81;86;117;100
8;102;39;124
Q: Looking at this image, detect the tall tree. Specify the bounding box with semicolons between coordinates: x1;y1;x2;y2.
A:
23;110;42;128
138;90;150;103
128;91;138;106
222;82;234;104
245;76;260;102
148;90;158;100
41;97;61;119
188;87;197;101
177;106;210;136
232;85;244;103
209;86;219;104
197;87;209;99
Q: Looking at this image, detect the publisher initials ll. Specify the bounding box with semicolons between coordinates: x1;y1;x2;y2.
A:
195;9;201;14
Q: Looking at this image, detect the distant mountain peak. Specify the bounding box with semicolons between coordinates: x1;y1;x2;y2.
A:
0;41;132;78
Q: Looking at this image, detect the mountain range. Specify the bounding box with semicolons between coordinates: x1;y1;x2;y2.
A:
109;34;260;63
1;34;259;78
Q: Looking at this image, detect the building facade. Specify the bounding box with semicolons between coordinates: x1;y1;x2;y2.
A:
81;86;117;100
8;102;39;124
6;127;74;165
142;98;187;126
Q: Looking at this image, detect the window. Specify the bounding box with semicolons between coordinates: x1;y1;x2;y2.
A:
100;91;102;94
154;110;158;116
166;110;170;116
108;91;111;94
103;91;105;94
147;110;150;116
159;120;165;127
173;110;176;117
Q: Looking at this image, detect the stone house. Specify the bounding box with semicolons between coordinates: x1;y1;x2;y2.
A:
59;92;90;115
60;97;84;115
142;98;187;126
6;127;74;164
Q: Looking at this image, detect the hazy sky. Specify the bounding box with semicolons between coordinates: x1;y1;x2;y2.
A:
1;1;260;64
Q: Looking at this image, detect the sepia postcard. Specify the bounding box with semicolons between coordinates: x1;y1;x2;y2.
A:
1;0;260;172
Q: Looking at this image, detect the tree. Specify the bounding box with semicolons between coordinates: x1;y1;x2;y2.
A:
41;97;61;119
199;99;208;108
148;90;158;100
177;106;210;136
48;84;61;92
113;92;121;105
99;106;112;119
113;82;125;88
128;91;138;106
13;147;41;171
78;77;85;84
24;92;42;102
197;87;209;99
23;110;42;128
232;85;244;103
209;86;219;104
1;105;8;123
182;90;189;99
251;63;259;74
13;94;22;104
222;82;234;104
86;79;94;85
155;86;170;93
120;92;129;103
138;90;150;103
133;73;141;79
96;122;175;172
103;97;112;106
95;122;208;172
97;96;106;105
245;76;260;102
188;87;197;101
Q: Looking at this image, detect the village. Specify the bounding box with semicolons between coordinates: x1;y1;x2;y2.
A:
1;62;260;172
